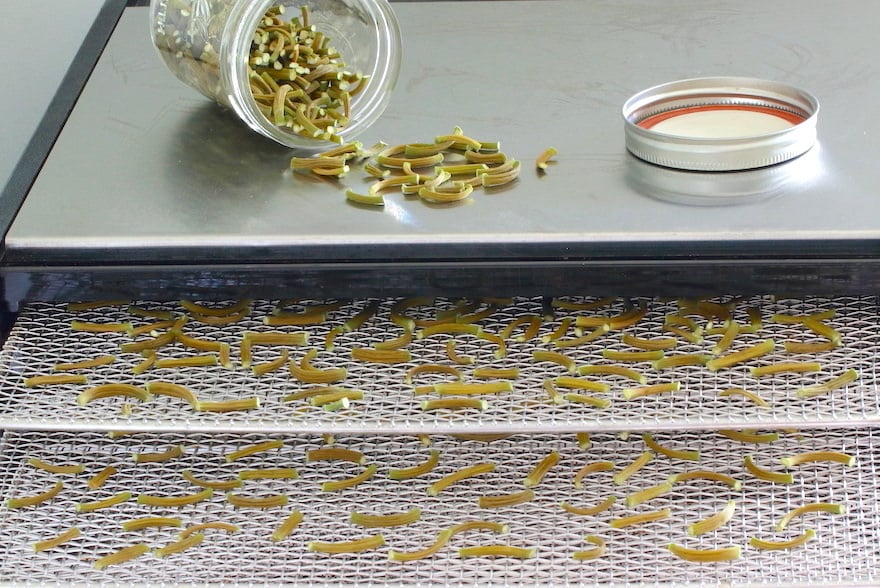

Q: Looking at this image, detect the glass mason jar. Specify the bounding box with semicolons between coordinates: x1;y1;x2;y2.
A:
150;0;401;149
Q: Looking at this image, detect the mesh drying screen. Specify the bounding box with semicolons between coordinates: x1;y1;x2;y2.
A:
0;297;878;434
0;429;877;587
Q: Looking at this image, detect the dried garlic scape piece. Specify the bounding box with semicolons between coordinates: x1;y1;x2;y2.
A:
433;382;513;396
33;527;81;552
225;439;283;462
388;529;453;562
427;463;495;496
622;382;681;400
138;488;213;507
133;444;185;464
321;464;378;492
24;374;88;387
478;489;535;509
422;398;487;411
572;535;606;561
388;449;441;480
532;350;577;373
226;492;288;508
271;511;305;542
688;500;737;536
667;542;742;562
554;377;610;393
180;299;250;317
750;361;821;376
560;496;617;516
93;543;149;570
621;333;676;351
573;461;614;489
7;481;64;509
564;393;612;409
613;451;654;486
182;469;242;491
669;470;741;490
178;522;239;539
749;529;816;550
780;450;856;468
351;507;422;528
76;491;133;513
153;533;205;558
743;455;794;484
641;434;700;461
652;354;711;370
121;517;183;532
252;349;289;376
308;534;386;553
146;382;200;409
535;147;558;171
718;429;779;444
307;447;366;465
77;384;152;406
718;387;770;408
87;466;118;490
578;364;647;384
776;502;845;532
458;545;537;559
576;432;592;450
197;397;260;412
70;320;132;333
626;481;674;508
523;451;561;488
796;369;859;399
705;339;775;371
609;508;671;529
603;349;664;363
155;355;217;369
27;457;84;475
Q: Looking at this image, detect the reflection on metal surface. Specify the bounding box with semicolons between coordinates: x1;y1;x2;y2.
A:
625;143;825;206
166;101;292;198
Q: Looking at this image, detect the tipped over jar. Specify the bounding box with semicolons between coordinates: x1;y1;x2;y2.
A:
150;0;402;150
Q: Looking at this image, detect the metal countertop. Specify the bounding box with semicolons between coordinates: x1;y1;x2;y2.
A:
3;1;880;303
0;0;108;190
0;0;122;233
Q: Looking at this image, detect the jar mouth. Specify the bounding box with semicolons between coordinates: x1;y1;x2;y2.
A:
222;0;401;151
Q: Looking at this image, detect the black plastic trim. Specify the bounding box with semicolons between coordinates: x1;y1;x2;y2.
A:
4;258;880;309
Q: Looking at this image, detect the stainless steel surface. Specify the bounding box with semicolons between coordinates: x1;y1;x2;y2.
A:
1;297;876;434
6;1;880;266
0;428;876;587
0;0;107;194
622;77;819;172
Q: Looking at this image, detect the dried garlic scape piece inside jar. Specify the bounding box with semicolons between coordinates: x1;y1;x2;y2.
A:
247;5;366;143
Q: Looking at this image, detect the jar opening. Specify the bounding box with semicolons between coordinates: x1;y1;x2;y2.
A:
222;0;401;150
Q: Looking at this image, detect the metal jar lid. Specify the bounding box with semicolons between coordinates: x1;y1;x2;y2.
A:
622;77;819;171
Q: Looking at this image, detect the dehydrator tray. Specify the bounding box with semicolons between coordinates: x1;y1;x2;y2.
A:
0;428;876;587
0;296;876;434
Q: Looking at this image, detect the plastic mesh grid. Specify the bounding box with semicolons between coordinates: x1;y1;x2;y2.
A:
0;297;878;434
0;428;876;587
